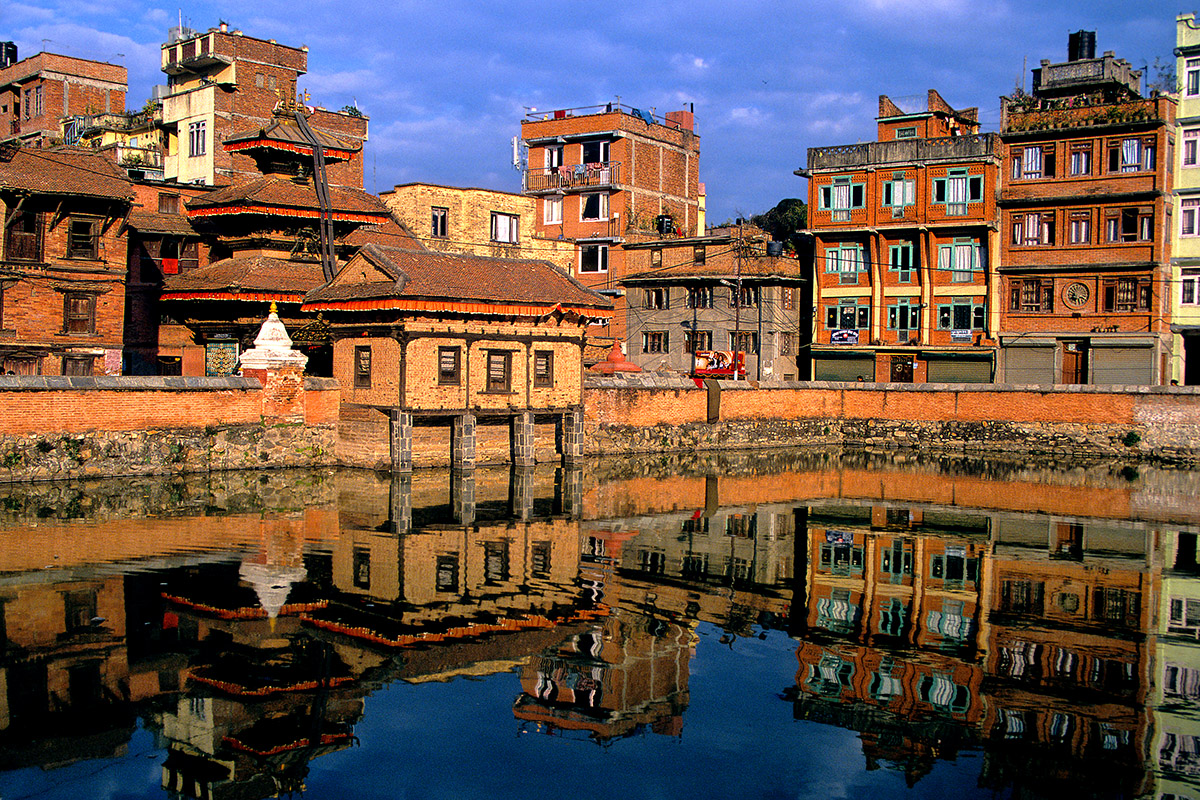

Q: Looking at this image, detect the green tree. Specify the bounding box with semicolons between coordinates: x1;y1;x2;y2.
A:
751;198;807;247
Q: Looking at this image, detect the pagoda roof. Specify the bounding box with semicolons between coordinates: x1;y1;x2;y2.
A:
304;244;613;319
224;115;360;163
186;175;391;223
160;255;326;303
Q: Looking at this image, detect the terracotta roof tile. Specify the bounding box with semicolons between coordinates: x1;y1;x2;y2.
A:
306;245;612;311
186;176;390;218
342;217;424;249
623;252;804;283
161;256;325;299
126;209;197;236
224;117;360;159
0;146;132;201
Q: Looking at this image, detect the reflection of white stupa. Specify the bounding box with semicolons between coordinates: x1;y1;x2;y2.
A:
239;559;307;620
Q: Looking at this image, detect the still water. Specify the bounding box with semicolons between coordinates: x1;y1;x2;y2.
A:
0;450;1197;799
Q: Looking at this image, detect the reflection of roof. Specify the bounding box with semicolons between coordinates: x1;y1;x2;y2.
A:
0;146;132;200
304;244;613;316
161;256;326;302
127;209;196;236
187;176;390;221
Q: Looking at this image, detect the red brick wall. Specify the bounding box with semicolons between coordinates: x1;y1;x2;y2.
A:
0;377;338;435
586;381;1200;429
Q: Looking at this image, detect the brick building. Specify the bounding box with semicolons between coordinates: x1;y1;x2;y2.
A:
520;103;701;340
159;22;367;188
1174;15;1200;385
380;182;575;269
0;146;133;375
801;91;1001;382
998;35;1175;385
0;50;126;144
620;229;806;379
302;243;612;471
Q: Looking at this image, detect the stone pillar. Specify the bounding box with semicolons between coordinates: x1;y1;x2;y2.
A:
451;469;476;526
509;465;535;520
510;411;535;467
389;409;413;474
557;409;584;464
389;472;412;535
554;464;584;519
451;413;477;471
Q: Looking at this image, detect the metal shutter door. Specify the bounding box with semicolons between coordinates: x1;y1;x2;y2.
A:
1003;347;1054;385
1091;346;1152;385
927;358;992;384
813;356;876;382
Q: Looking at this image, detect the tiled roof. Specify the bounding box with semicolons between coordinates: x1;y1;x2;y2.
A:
224;117;360;159
305;244;613;313
186;176;391;219
0;146;133;200
126;209;197;236
342;217;425;250
161;255;326;301
623;253;804;283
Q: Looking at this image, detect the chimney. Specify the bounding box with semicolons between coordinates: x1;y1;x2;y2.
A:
219;20;228;33
664;109;694;131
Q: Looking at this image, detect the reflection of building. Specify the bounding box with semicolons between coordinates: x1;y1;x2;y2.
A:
1148;529;1200;799
513;613;693;741
0;576;134;770
980;513;1157;797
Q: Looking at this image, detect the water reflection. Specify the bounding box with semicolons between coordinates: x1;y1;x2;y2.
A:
0;452;1196;798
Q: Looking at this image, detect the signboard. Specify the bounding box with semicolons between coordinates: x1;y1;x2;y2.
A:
825;529;855;544
693;350;745;378
950;329;972;342
831;329;859;345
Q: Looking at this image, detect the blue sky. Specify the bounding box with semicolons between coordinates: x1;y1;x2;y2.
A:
3;0;1184;223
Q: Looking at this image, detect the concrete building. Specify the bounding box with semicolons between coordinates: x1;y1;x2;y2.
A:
519;103;702;340
0;50;126;145
801;91;1002;383
620;229;806;380
998;34;1175;385
158;22;367;188
380;182;575;269
1174;14;1200;385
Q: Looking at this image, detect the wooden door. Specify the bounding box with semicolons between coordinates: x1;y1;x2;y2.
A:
1060;340;1087;384
890;356;913;383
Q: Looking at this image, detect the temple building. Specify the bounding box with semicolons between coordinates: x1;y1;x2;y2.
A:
159;99;401;375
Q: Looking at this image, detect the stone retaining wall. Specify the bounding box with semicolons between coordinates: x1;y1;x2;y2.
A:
0;375;340;481
583;376;1200;464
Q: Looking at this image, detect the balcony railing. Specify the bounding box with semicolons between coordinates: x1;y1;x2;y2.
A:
808;134;998;171
524;161;621;193
1002;97;1168;134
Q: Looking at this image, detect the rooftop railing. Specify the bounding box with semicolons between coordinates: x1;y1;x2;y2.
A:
808;133;998;171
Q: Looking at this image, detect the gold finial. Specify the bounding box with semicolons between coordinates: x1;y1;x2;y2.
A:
269;301;278;315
